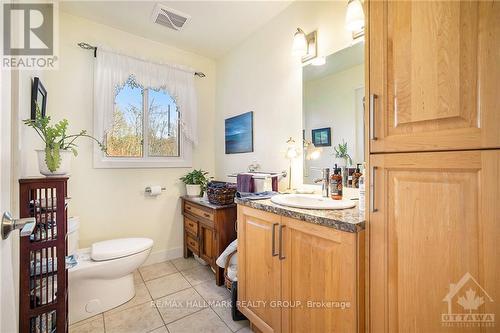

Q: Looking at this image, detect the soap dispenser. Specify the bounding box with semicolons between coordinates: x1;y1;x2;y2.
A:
352;164;362;188
330;164;343;200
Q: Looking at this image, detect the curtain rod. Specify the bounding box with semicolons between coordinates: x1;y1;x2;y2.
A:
77;42;206;78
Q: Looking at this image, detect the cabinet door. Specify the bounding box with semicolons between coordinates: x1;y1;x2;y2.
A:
281;218;358;333
369;150;499;332
199;223;215;265
238;206;281;333
369;0;499;152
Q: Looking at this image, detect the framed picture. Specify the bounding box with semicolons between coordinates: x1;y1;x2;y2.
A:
311;127;331;147
225;111;254;154
31;77;47;119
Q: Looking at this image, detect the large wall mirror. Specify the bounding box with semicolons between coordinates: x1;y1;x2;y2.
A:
302;42;365;185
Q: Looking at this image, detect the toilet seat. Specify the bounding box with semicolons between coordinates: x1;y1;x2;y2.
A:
91;238;154;261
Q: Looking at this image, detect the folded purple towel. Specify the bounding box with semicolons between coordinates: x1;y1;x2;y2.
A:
237;174;254;193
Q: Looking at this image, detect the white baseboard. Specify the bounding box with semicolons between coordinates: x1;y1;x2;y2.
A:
142;247;183;266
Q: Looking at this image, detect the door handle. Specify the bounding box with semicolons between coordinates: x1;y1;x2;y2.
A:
370;167;378;213
271;223;279;256
1;212;36;239
278;225;285;260
369;94;378;140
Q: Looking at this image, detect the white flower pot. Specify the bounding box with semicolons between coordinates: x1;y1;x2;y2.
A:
186;184;202;197
36;149;72;176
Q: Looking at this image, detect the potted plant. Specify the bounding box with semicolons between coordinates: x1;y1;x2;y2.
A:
24;109;106;176
179;169;211;197
333;140;352;186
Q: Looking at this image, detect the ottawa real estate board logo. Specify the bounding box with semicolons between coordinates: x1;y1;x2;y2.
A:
2;2;58;69
442;272;495;327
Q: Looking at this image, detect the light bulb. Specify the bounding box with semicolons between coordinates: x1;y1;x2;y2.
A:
345;0;365;32
292;28;307;56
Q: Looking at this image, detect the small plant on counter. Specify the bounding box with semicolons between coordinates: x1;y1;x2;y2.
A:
23;108;106;175
333;140;352;166
179;169;212;196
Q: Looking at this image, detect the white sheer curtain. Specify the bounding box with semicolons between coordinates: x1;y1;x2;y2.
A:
93;47;198;145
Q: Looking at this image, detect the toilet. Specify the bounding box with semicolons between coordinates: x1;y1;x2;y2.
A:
67;217;153;324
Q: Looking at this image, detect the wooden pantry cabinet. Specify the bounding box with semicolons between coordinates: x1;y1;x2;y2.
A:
237;205;365;333
368;150;499;332
368;0;499;153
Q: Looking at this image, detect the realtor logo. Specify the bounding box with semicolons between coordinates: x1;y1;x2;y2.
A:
441;272;495;328
2;2;58;69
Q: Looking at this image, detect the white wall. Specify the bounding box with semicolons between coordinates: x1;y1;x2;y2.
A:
303;64;364;183
14;12;216;262
214;1;353;187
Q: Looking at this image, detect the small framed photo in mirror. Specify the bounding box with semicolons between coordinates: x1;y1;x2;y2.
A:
31;77;47;119
312;127;331;147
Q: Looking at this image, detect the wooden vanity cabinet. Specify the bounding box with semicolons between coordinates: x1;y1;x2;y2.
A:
238;205;364;333
368;0;499;153
182;197;237;286
368;150;499;332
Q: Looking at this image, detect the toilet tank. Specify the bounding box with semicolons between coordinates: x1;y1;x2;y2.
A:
67;216;80;256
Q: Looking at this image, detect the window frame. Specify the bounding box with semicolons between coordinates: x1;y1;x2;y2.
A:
93;83;192;169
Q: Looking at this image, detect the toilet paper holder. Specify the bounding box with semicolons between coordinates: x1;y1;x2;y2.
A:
145;186;166;194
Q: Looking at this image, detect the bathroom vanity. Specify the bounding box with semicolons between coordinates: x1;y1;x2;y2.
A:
236;198;365;333
181;196;237;286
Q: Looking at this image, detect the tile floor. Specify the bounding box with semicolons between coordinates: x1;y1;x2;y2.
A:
69;257;250;333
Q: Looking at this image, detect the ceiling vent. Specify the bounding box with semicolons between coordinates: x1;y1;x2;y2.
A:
152;4;190;31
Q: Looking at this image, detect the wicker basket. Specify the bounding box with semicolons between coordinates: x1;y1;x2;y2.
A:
207;182;237;205
224;250;237;290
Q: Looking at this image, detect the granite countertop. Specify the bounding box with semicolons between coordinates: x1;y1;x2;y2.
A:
181;195;236;210
235;197;365;233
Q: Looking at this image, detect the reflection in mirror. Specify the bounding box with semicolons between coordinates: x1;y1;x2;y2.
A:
302;42;364;185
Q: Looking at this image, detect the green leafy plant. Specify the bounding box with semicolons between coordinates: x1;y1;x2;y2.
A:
23;107;106;172
179;169;212;193
333;140;352;166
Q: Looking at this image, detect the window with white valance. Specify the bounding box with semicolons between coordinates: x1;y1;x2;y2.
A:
93;48;197;168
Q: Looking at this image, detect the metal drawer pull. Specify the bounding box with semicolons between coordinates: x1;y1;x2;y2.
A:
271;223;279;256
370;166;378;212
369;94;378;140
278;225;285;260
203;213;211;218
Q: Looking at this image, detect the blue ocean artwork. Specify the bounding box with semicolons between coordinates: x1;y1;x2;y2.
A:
225;112;254;154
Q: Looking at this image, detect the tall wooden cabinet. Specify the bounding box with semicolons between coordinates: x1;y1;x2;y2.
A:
238;205;364;333
367;1;500;332
369;0;499;153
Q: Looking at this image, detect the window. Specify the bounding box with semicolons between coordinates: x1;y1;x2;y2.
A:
95;76;191;168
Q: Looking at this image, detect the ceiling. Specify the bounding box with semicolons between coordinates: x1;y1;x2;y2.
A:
60;1;292;59
303;41;364;81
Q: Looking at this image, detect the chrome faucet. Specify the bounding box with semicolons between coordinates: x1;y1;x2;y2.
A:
313;168;330;198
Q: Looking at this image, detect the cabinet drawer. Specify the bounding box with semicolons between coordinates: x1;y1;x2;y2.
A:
184;217;198;237
184;202;214;222
186;235;199;253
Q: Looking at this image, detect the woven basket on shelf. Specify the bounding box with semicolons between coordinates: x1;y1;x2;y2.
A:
207;182;237;205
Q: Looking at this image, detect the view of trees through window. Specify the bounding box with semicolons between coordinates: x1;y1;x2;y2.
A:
107;78;179;158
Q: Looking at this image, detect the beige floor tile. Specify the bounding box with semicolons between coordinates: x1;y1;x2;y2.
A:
133;270;143;285
70;313;103;328
193;280;230;302
180;265;214;286
149;326;169;333
69;315;104;333
235;327;253;333
146;272;191;299
139;261;178;281
171;257;202;272
105;282;152;315
155;288;208;324
166;308;231;333
104;302;164;333
211;298;249;332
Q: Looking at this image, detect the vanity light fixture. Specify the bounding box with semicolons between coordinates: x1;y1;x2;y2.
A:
345;0;365;39
304;140;322;160
285;137;299;190
292;28;318;63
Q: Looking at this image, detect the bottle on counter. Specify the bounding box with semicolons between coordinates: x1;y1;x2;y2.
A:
352;163;362;188
330;164;343;200
359;162;366;215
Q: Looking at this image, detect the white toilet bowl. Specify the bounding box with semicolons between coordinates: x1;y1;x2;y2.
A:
67;217;153;324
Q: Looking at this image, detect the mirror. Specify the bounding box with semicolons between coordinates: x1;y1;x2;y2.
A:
302;42;365;185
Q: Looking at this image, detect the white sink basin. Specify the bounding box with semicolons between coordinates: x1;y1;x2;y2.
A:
270;194;356;210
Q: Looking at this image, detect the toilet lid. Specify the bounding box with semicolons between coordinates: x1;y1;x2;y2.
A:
91;238;153;261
